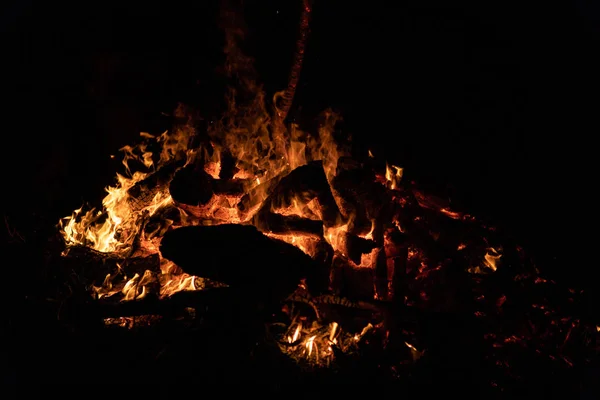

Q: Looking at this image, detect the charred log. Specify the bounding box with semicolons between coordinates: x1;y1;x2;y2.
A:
329;254;375;301
313;239;334;268
331;167;390;235
373;248;389;300
258;160;343;227
142;205;182;240
218;148;237;180
254;212;323;237
335;156;363;173
159;224;329;301
127;160;183;211
370;215;390;300
61;245;161;286
236;166;291;217
95;288;234;319
386;227;408;305
212;179;248;197
169;163;214;206
344;234;377;265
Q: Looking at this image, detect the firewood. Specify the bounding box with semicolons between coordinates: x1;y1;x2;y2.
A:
390;197;455;266
373;249;389;300
312;239;334;270
370;217;390;300
94;287;233;319
126;160;183;212
159;225;330;301
61;245;161;286
258;161;343;227
169;163;214;206
335;156;362;173
344;234;377;265
331;168;390;235
329;254;375;301
390;242;408;305
212;179;248;197
236;166;291;217
217;148;237;180
142;205;182;240
230;158;270;180
253;212;323;237
384;227;408;301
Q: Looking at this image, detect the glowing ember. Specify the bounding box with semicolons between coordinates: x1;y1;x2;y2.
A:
274;317;371;368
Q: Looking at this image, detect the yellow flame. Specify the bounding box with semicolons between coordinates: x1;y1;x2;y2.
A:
58;29;354;312
385;163;403;190
483;247;502;272
59;130;189;255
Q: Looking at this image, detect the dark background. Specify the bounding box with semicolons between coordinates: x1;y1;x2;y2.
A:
1;0;598;289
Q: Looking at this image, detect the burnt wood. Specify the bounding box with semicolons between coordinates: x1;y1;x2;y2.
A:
254;212;323;236
236;166;291;217
159;224;330;301
169;163;214;206
329;253;375;300
95;287;234;318
344;234;377;265
331;167;390;235
127;160;183;212
257;160;343;227
61;245;161;286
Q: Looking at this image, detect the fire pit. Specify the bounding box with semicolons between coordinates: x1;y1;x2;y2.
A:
4;1;598;395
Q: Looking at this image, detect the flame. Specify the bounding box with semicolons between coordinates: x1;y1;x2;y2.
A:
468;247;503;274
483;247;502;271
385;163;403;190
278;317;366;366
54;17;524;370
59;130;189;255
325;223;350;255
405;341;424;361
58;32;349;305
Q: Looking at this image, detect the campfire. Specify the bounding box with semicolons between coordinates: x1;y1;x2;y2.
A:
47;2;597;392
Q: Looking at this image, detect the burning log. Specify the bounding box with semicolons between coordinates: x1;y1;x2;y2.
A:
386;228;408;304
345;234;377;265
127;160;183;211
256;160;343;227
169;162;250;208
255;213;323;237
312;239;334;273
331;167;390;235
142;204;182;240
329;254;375;300
236;166;291;217
217;148;237;180
213;179;248;196
95;287;233;319
61;245;161;287
159;224;330;301
169;163;214;206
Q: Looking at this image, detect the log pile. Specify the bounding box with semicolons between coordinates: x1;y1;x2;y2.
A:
56;140;598;388
61;150;506;319
159;224;330;300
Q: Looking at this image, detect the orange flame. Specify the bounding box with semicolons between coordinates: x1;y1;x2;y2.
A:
57;21;392;366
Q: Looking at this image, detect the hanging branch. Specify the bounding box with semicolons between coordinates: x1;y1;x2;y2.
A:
275;0;313;122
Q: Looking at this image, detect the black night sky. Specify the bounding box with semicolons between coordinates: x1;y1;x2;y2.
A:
2;0;600;382
3;0;598;286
